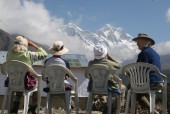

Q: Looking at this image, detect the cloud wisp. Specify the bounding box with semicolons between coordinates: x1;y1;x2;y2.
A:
166;8;170;22
0;0;169;64
0;0;64;45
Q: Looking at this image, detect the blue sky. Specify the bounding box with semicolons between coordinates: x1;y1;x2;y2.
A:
43;0;170;43
0;0;170;57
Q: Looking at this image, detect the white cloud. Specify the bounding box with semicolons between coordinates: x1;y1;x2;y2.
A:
0;0;170;64
166;8;170;22
0;0;62;44
70;15;83;26
0;0;84;55
155;41;170;55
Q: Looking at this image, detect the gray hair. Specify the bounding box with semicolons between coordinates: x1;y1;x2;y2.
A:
145;39;153;47
12;43;28;52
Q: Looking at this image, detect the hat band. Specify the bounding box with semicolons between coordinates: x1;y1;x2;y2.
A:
14;41;27;46
95;53;104;56
53;45;64;51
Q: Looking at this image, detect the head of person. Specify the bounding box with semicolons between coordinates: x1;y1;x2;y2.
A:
12;36;28;52
94;44;108;60
49;41;69;56
132;33;155;50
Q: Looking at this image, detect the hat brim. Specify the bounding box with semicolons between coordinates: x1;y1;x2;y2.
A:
132;37;155;45
49;47;69;55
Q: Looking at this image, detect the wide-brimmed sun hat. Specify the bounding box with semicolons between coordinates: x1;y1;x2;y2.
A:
94;44;108;59
14;36;28;46
132;33;155;45
49;41;69;55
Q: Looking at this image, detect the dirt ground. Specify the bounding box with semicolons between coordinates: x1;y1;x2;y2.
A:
1;110;102;114
1;85;169;114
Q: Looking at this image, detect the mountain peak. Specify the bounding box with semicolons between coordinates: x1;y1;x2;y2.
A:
99;24;115;31
67;23;83;31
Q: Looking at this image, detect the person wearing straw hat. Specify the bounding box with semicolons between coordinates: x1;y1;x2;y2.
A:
44;41;74;109
133;33;162;86
132;33;163;114
44;41;72;90
45;41;69;67
6;35;48;114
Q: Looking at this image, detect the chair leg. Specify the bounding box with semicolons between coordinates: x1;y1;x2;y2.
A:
1;88;8;114
65;91;71;114
150;91;156;114
45;94;49;114
131;92;136;114
37;80;42;114
7;91;13;114
37;90;41;114
107;92;112;114
47;94;52;114
23;92;31;114
116;95;121;114
86;92;93;114
125;89;131;114
162;87;167;114
75;94;79;114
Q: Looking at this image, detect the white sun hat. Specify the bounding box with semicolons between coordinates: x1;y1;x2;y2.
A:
94;44;108;59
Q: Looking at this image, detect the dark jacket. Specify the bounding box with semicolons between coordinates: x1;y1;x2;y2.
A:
137;47;162;84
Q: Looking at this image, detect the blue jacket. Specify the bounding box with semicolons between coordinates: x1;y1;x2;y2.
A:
137;47;162;84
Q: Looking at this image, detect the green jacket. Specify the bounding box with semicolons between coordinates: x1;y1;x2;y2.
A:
88;58;121;89
7;47;48;67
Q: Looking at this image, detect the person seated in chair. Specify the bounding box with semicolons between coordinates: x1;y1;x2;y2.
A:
44;41;72;91
6;35;47;114
132;33;163;113
86;44;126;113
44;41;74;109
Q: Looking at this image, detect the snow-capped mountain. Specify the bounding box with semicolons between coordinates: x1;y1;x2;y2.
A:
59;23;170;71
61;23;133;47
59;23;137;62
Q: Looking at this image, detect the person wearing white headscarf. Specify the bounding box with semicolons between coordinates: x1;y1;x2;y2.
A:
86;44;126;113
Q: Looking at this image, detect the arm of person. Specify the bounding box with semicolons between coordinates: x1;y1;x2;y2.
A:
28;41;48;61
28;41;39;49
85;61;92;79
107;53;121;69
109;66;122;89
107;53;120;64
137;51;149;63
111;73;122;89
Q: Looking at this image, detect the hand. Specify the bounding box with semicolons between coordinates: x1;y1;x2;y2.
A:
118;79;122;90
28;41;39;49
28;41;34;47
124;70;130;76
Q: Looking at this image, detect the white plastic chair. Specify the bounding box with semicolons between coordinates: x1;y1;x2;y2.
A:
122;62;167;114
1;60;42;114
42;64;79;114
85;64;121;114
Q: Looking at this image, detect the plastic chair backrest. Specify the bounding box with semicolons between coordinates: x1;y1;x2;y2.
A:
122;62;162;93
42;64;79;114
42;64;77;93
1;60;38;90
85;64;110;93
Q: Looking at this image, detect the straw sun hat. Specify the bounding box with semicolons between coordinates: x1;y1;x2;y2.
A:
49;41;69;55
132;33;155;46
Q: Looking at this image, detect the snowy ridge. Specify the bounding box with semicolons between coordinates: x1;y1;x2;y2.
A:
60;23;137;62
